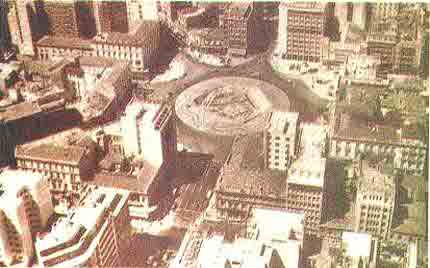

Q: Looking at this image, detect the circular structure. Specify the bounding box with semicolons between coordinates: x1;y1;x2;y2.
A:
175;76;290;136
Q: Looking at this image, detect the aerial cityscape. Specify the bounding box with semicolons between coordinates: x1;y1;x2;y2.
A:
0;1;428;267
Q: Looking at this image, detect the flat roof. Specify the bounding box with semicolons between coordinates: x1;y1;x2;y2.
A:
282;2;327;12
268;111;299;134
0;101;42;122
218;134;286;198
288;157;326;188
92;20;159;47
16;143;86;166
36;35;93;50
342;232;372;258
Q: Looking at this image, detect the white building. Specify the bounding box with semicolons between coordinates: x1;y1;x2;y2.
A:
264;111;299;171
0;170;53;266
126;0;159;29
341;232;378;268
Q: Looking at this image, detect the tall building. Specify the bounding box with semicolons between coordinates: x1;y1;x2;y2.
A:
43;0;80;38
277;2;328;62
126;0;158;29
287;123;328;237
121;101;177;174
35;187;131;268
220;2;259;57
0;170;54;266
335;3;368;31
75;0;97;38
7;0;35;56
264;111;299;172
94;1;128;33
353;160;396;239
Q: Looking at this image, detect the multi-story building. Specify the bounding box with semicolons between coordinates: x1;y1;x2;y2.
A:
174;207;303;268
278;2;328;62
35;187;130;268
263;111;299;172
94;1;128;33
36;36;93;61
15;139;97;212
126;0;159;28
188;28;227;55
366;23;398;75
0;170;54;266
7;0;35;56
335;3;368;31
287;123;328;237
220;2;258;57
43;0;80;38
394;40;420;74
353;160;396;239
329;112;427;175
371;3;400;20
92;20;160;74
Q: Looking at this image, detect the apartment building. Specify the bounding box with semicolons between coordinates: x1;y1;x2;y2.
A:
92;20;160;74
35;187;130;268
353;160;396;239
264;111;299;172
371;3;400;20
278;2;328;62
0;170;54;266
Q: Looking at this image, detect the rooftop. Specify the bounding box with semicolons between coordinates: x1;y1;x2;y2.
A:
0;101;42;122
218;134;286;198
16;143;87;166
268;111;299;135
36;35;93;50
36;187;129;263
288;157;326;188
282;2;327;12
342;232;372;258
357;160;396;195
92;20;160;47
225;2;253;19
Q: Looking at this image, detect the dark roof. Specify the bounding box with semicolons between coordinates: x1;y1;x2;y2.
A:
0;101;41;122
92;21;160;47
90;172;139;192
16;143;86;165
217;134;286;198
36;35;93;50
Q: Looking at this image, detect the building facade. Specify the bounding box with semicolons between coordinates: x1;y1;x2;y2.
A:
353;160;396;239
278;2;328;62
0;170;54;266
36;36;93;61
220;2;258;56
92;21;160;74
371;3;400;20
15;141;97;212
264;111;299;172
44;0;80;38
94;1;128;33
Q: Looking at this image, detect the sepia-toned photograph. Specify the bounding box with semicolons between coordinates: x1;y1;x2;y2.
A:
0;1;428;267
